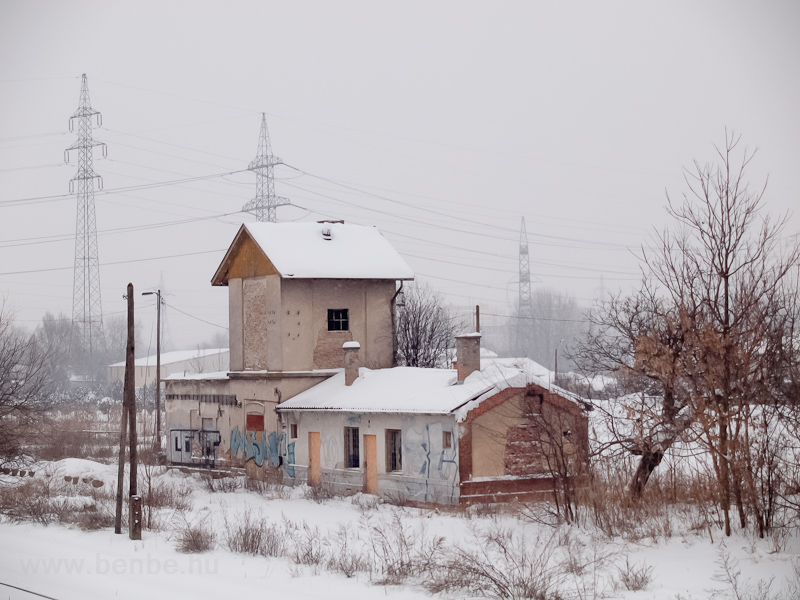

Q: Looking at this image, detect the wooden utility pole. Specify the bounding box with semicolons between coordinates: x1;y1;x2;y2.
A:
126;283;137;497
125;283;141;540
115;284;135;534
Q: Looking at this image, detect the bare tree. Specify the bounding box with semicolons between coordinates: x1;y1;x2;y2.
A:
34;312;74;386
395;283;460;368
0;306;57;462
573;133;800;536
572;288;692;498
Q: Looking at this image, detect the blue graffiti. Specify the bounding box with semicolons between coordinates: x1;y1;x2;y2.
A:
286;442;296;477
230;426;269;467
267;431;280;467
346;414;362;424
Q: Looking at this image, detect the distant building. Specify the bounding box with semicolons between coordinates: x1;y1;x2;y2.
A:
107;348;229;388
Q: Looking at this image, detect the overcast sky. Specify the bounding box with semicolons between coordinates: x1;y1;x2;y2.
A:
1;1;798;352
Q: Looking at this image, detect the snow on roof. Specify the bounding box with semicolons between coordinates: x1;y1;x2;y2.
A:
108;348;229;368
238;222;414;280
163;370;229;381
278;361;589;421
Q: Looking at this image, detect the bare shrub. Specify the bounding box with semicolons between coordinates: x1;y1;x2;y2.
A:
245;478;291;500
222;506;285;557
302;479;337;503
711;544;781;600
0;479;54;525
76;505;115;531
616;556;654;592
202;473;242;493
429;524;566;599
175;513;215;553
326;524;370;578
352;493;382;514
367;511;445;585
287;521;326;567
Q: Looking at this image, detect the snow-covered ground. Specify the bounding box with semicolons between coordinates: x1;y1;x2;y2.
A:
1;459;798;600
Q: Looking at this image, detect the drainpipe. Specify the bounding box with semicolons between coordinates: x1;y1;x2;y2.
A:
390;281;404;367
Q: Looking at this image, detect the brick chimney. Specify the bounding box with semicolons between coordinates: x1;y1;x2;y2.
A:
455;333;481;383
343;341;360;386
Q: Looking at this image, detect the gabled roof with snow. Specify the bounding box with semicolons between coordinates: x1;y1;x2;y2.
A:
277;361;588;421
212;222;414;284
108;348;229;369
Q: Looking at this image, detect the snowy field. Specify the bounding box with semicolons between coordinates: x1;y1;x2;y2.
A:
1;458;798;600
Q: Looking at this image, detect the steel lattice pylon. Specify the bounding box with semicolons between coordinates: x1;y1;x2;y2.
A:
66;74;106;367
242;113;289;222
518;217;533;319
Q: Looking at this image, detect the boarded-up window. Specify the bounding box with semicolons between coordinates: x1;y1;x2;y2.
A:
443;430;452;449
344;427;359;468
385;429;402;472
246;414;264;431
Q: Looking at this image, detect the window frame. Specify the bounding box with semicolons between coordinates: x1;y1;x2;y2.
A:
385;429;402;473
344;426;360;469
290;423;298;439
327;308;349;332
442;430;452;449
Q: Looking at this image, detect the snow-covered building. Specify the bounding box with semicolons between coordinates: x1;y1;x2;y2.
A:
107;347;230;388
165;221;589;504
278;334;589;504
164;221;414;476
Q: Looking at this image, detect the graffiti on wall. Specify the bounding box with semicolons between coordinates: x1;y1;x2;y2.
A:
404;421;458;483
230;426;281;468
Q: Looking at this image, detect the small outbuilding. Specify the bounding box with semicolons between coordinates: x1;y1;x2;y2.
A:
278;334;590;504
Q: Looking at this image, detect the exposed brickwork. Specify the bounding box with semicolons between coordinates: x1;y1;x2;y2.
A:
459;382;590;501
243;278;268;369
505;424;549;476
313;326;352;369
458;422;473;483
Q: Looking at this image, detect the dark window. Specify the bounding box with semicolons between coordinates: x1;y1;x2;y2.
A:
290;423;298;439
386;429;402;472
443;430;452;449
344;427;359;468
328;309;349;331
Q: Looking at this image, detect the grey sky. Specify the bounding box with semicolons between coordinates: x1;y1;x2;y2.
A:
1;1;798;350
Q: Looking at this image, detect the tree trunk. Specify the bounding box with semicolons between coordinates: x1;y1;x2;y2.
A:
630;450;664;498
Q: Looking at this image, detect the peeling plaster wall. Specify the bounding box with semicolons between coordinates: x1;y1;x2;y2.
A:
236;277;395;373
283;412;460;504
165;373;335;474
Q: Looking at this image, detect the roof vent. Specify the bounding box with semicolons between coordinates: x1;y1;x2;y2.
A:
321;227;332;240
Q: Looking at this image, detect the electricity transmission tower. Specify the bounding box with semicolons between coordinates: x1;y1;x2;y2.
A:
518;217;533;319
65;74;107;375
515;217;534;356
242;113;289;222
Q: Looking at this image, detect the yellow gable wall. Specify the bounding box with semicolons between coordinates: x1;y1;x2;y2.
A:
224;235;278;281
470;393;524;478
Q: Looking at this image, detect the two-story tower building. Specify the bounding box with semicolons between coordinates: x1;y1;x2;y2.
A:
164;221;414;479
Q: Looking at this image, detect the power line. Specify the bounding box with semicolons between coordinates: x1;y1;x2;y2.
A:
163;300;228;330
0;248;227;277
0;169;248;208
